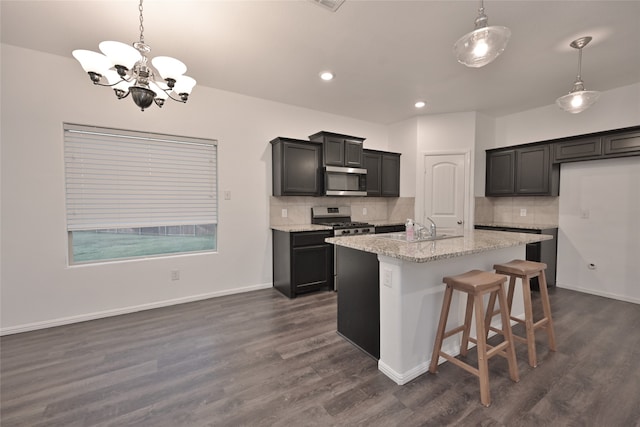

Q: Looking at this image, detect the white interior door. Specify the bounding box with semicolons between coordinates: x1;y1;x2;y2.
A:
423;153;466;234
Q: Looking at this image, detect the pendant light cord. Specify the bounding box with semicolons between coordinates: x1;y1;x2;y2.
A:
576;47;583;81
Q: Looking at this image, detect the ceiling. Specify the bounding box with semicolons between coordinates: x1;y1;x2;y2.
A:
2;1;639;124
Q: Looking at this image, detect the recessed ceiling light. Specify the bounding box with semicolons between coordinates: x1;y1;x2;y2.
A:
319;71;334;81
415;101;426;108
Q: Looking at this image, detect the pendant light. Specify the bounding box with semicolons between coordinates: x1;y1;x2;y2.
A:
454;0;511;68
72;0;196;111
555;36;600;114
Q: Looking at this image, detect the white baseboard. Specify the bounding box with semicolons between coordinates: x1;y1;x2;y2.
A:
557;283;640;305
0;283;273;336
377;317;520;385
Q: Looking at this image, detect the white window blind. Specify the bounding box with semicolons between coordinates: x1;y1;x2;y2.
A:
64;123;217;231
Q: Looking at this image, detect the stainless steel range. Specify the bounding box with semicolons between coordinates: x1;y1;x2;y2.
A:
311;206;374;236
312;206;373;292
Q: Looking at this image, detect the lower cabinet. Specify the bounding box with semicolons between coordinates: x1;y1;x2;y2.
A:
374;224;406;234
474;225;558;290
336;246;380;359
272;229;333;298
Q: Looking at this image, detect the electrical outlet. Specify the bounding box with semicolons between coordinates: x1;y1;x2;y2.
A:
281;208;288;218
171;270;180;281
224;191;231;200
520;208;527;217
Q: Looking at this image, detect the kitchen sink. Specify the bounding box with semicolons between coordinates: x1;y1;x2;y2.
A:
376;232;463;243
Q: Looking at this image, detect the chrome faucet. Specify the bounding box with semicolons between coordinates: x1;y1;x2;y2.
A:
426;217;437;237
414;218;437;239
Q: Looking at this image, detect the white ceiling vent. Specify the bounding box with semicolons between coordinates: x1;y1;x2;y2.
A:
308;0;345;12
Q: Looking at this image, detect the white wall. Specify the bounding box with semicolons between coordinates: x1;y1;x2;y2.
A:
0;44;389;333
494;83;640;148
557;157;640;303
415;112;477;227
388;118;418;197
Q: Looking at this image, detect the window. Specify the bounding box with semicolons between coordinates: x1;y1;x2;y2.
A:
64;123;217;264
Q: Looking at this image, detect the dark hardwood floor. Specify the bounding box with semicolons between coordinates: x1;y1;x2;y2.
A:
2;287;639;426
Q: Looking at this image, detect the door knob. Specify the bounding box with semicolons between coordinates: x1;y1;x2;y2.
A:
457;220;463;225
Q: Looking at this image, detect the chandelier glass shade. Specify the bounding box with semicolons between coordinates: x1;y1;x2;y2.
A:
72;0;196;111
454;0;511;68
555;36;600;114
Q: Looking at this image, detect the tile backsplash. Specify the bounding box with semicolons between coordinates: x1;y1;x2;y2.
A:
270;196;415;226
475;196;559;226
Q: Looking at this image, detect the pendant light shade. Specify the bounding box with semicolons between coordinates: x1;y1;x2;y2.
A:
454;0;511;68
556;36;600;114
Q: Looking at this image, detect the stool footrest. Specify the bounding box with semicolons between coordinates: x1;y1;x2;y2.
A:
439;352;479;377
443;325;466;339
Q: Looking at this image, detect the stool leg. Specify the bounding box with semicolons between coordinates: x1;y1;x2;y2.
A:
483;290;498;340
506;276;516;313
429;285;454;373
537;271;557;351
522;276;538;368
497;286;520;383
474;293;491;407
460;293;475;356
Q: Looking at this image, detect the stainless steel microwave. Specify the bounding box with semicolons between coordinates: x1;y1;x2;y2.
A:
324;166;367;196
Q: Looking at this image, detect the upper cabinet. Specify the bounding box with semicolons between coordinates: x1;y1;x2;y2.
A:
487;125;640;197
309;131;365;167
363;149;401;197
552;127;640;163
603;129;640;157
271;137;322;196
552;136;602;162
486;145;559;197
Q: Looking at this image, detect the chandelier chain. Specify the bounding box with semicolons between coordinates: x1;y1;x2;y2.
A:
138;0;145;44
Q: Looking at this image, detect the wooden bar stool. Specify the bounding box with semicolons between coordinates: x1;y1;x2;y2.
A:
486;259;557;368
429;270;519;407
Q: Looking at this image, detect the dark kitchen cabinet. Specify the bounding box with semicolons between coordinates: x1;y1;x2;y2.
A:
363;149;400;197
603;129;640;156
486;145;559;197
309;131;365;167
272;229;333;298
336;245;380;359
271;137;322;196
374;224;405;234
474;225;558;290
486;150;515;196
551;126;640;163
553;137;602;163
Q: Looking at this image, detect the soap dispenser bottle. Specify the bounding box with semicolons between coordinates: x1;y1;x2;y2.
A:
406;219;414;241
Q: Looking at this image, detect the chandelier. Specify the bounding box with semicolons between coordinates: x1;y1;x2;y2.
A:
453;0;511;68
555;36;600;114
72;0;196;111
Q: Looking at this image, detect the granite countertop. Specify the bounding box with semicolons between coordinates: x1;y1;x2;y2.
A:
326;229;553;263
474;222;558;230
271;220;405;233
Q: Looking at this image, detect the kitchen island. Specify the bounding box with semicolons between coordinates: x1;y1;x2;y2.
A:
326;229;553;385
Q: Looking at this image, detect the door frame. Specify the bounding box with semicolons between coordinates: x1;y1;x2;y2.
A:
417;150;473;232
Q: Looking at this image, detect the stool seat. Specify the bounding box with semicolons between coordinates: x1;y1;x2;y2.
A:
429;269;519;407
492;259;547;277
489;259;557;368
443;269;508;293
